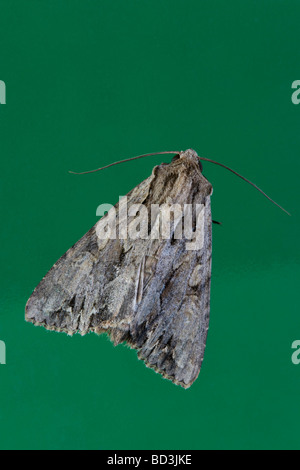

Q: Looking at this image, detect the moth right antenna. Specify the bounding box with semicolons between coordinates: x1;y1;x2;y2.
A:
199;156;291;216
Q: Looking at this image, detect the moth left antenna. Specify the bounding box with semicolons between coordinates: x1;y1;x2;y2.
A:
69;151;180;175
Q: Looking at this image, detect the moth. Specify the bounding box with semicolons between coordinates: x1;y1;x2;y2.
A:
25;149;289;388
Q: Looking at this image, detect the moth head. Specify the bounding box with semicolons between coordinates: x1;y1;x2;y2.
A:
172;149;203;172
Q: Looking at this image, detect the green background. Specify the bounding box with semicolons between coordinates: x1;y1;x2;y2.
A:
0;0;299;450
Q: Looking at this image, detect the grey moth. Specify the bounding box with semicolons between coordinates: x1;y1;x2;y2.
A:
25;148;288;388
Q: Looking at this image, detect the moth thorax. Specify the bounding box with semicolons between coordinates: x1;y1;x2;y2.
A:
180;149;202;171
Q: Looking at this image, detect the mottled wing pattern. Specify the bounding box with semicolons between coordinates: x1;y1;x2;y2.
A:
25;175;156;337
26;150;213;388
129;198;212;388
